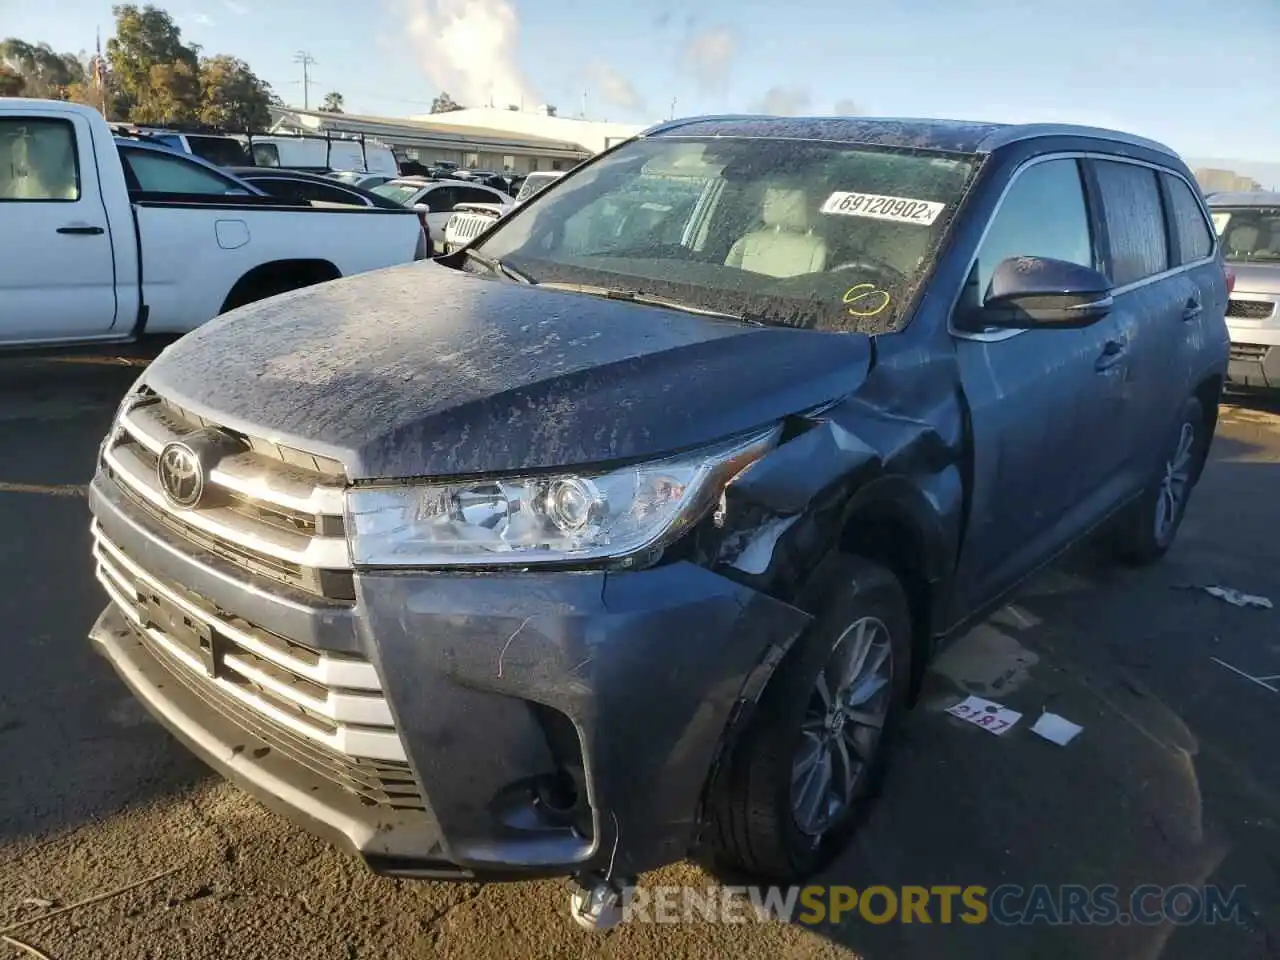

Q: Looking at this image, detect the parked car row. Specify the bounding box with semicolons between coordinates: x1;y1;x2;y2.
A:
370;176;516;244
441;170;565;253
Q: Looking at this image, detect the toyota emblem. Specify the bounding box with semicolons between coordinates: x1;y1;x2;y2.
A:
157;441;205;509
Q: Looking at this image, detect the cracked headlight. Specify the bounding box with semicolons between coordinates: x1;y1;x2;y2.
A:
345;427;779;567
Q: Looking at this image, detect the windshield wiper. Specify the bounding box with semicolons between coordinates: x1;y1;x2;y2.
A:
462;247;534;284
536;282;765;325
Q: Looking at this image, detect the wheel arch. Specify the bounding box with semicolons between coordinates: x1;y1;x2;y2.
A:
219;258;342;314
835;476;955;699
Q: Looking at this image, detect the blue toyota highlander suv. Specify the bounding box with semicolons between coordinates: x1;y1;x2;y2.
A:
87;115;1229;925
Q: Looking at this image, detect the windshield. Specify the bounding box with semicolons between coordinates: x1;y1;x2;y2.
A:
1212;206;1280;261
473;137;978;333
372;180;428;206
516;173;560;202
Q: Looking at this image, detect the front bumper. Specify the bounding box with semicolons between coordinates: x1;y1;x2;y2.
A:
88;475;810;880
1226;302;1280;389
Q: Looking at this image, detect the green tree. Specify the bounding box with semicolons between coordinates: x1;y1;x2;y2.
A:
319;90;344;113
0;65;25;96
199;55;273;129
0;39;85;98
106;4;200;122
430;91;462;113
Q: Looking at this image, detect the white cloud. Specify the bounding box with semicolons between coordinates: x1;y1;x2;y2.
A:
585;59;644;114
193;12;215;26
398;0;537;110
683;26;735;92
751;85;811;116
222;0;249;13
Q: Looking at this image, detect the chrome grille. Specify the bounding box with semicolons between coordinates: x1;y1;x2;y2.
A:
102;391;353;601
446;211;497;247
92;524;425;810
1227;299;1276;321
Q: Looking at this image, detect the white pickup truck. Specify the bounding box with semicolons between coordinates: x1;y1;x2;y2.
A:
0;99;427;350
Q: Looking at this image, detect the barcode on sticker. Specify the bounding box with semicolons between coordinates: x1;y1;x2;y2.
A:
821;191;945;225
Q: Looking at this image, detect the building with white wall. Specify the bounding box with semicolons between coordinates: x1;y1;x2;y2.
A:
268;106;599;175
408;107;647;155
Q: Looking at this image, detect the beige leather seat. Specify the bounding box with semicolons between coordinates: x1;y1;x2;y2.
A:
1225;225;1258;258
725;187;828;278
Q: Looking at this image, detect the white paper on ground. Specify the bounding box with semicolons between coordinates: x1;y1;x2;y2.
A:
1030;711;1083;746
945;695;1022;735
1200;585;1273;610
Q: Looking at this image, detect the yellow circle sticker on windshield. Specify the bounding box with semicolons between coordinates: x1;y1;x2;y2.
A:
843;283;891;318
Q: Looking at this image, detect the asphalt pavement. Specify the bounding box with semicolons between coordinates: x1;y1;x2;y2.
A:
1;351;1278;960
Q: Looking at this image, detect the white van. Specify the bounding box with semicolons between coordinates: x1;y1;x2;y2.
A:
249;136;399;176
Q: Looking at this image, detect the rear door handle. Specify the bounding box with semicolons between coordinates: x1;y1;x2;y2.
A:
1095;339;1127;372
56;225;105;236
1182;297;1202;321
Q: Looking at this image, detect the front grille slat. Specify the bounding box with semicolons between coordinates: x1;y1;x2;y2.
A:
1227;299;1277;320
94;387;427;816
94;527;425;815
1230;343;1270;362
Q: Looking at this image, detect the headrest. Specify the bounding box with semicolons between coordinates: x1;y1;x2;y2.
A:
761;187;811;231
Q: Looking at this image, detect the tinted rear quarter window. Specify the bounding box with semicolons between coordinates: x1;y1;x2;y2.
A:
1162;173;1213;264
1093;160;1169;285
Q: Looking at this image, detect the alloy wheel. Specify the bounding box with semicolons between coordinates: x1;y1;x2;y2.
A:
790;616;894;837
1154;419;1196;542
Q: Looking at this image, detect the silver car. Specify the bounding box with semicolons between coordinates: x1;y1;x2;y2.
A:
1210;191;1280;388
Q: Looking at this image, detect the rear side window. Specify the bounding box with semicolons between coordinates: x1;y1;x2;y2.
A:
1162;174;1214;264
455;186;502;205
0;117;80;201
121;148;249;196
972;157;1094;300
425;186;460;212
251;143;281;167
1093;160;1169;285
186;135;250;167
254;177;367;205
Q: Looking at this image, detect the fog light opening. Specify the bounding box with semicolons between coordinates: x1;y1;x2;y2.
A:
533;769;580;820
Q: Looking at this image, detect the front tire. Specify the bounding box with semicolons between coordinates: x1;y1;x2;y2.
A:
1112;396;1208;565
705;555;912;883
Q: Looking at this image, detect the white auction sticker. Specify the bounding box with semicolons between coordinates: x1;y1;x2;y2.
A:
945;695;1022;735
821;191;945;225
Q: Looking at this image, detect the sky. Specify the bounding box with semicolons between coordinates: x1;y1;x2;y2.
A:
3;0;1278;170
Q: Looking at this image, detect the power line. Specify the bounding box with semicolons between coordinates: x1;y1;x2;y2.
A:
292;51;317;110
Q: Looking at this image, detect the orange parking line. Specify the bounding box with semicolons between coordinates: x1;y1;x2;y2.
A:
38;356;151;368
0;482;88;498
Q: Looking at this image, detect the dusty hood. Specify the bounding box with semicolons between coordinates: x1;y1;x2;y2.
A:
144;263;872;479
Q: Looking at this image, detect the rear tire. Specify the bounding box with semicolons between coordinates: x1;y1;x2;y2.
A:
1112;396;1207;565
705;554;912;883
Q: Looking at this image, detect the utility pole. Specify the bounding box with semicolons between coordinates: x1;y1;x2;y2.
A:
669;97;677;121
293;51;317;110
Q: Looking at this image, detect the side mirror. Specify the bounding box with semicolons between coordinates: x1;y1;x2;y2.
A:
412;202;431;214
978;256;1113;329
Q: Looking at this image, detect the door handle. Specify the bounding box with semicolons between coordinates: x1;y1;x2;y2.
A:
56;225;105;236
1095;339;1127;372
1182;297;1202;321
